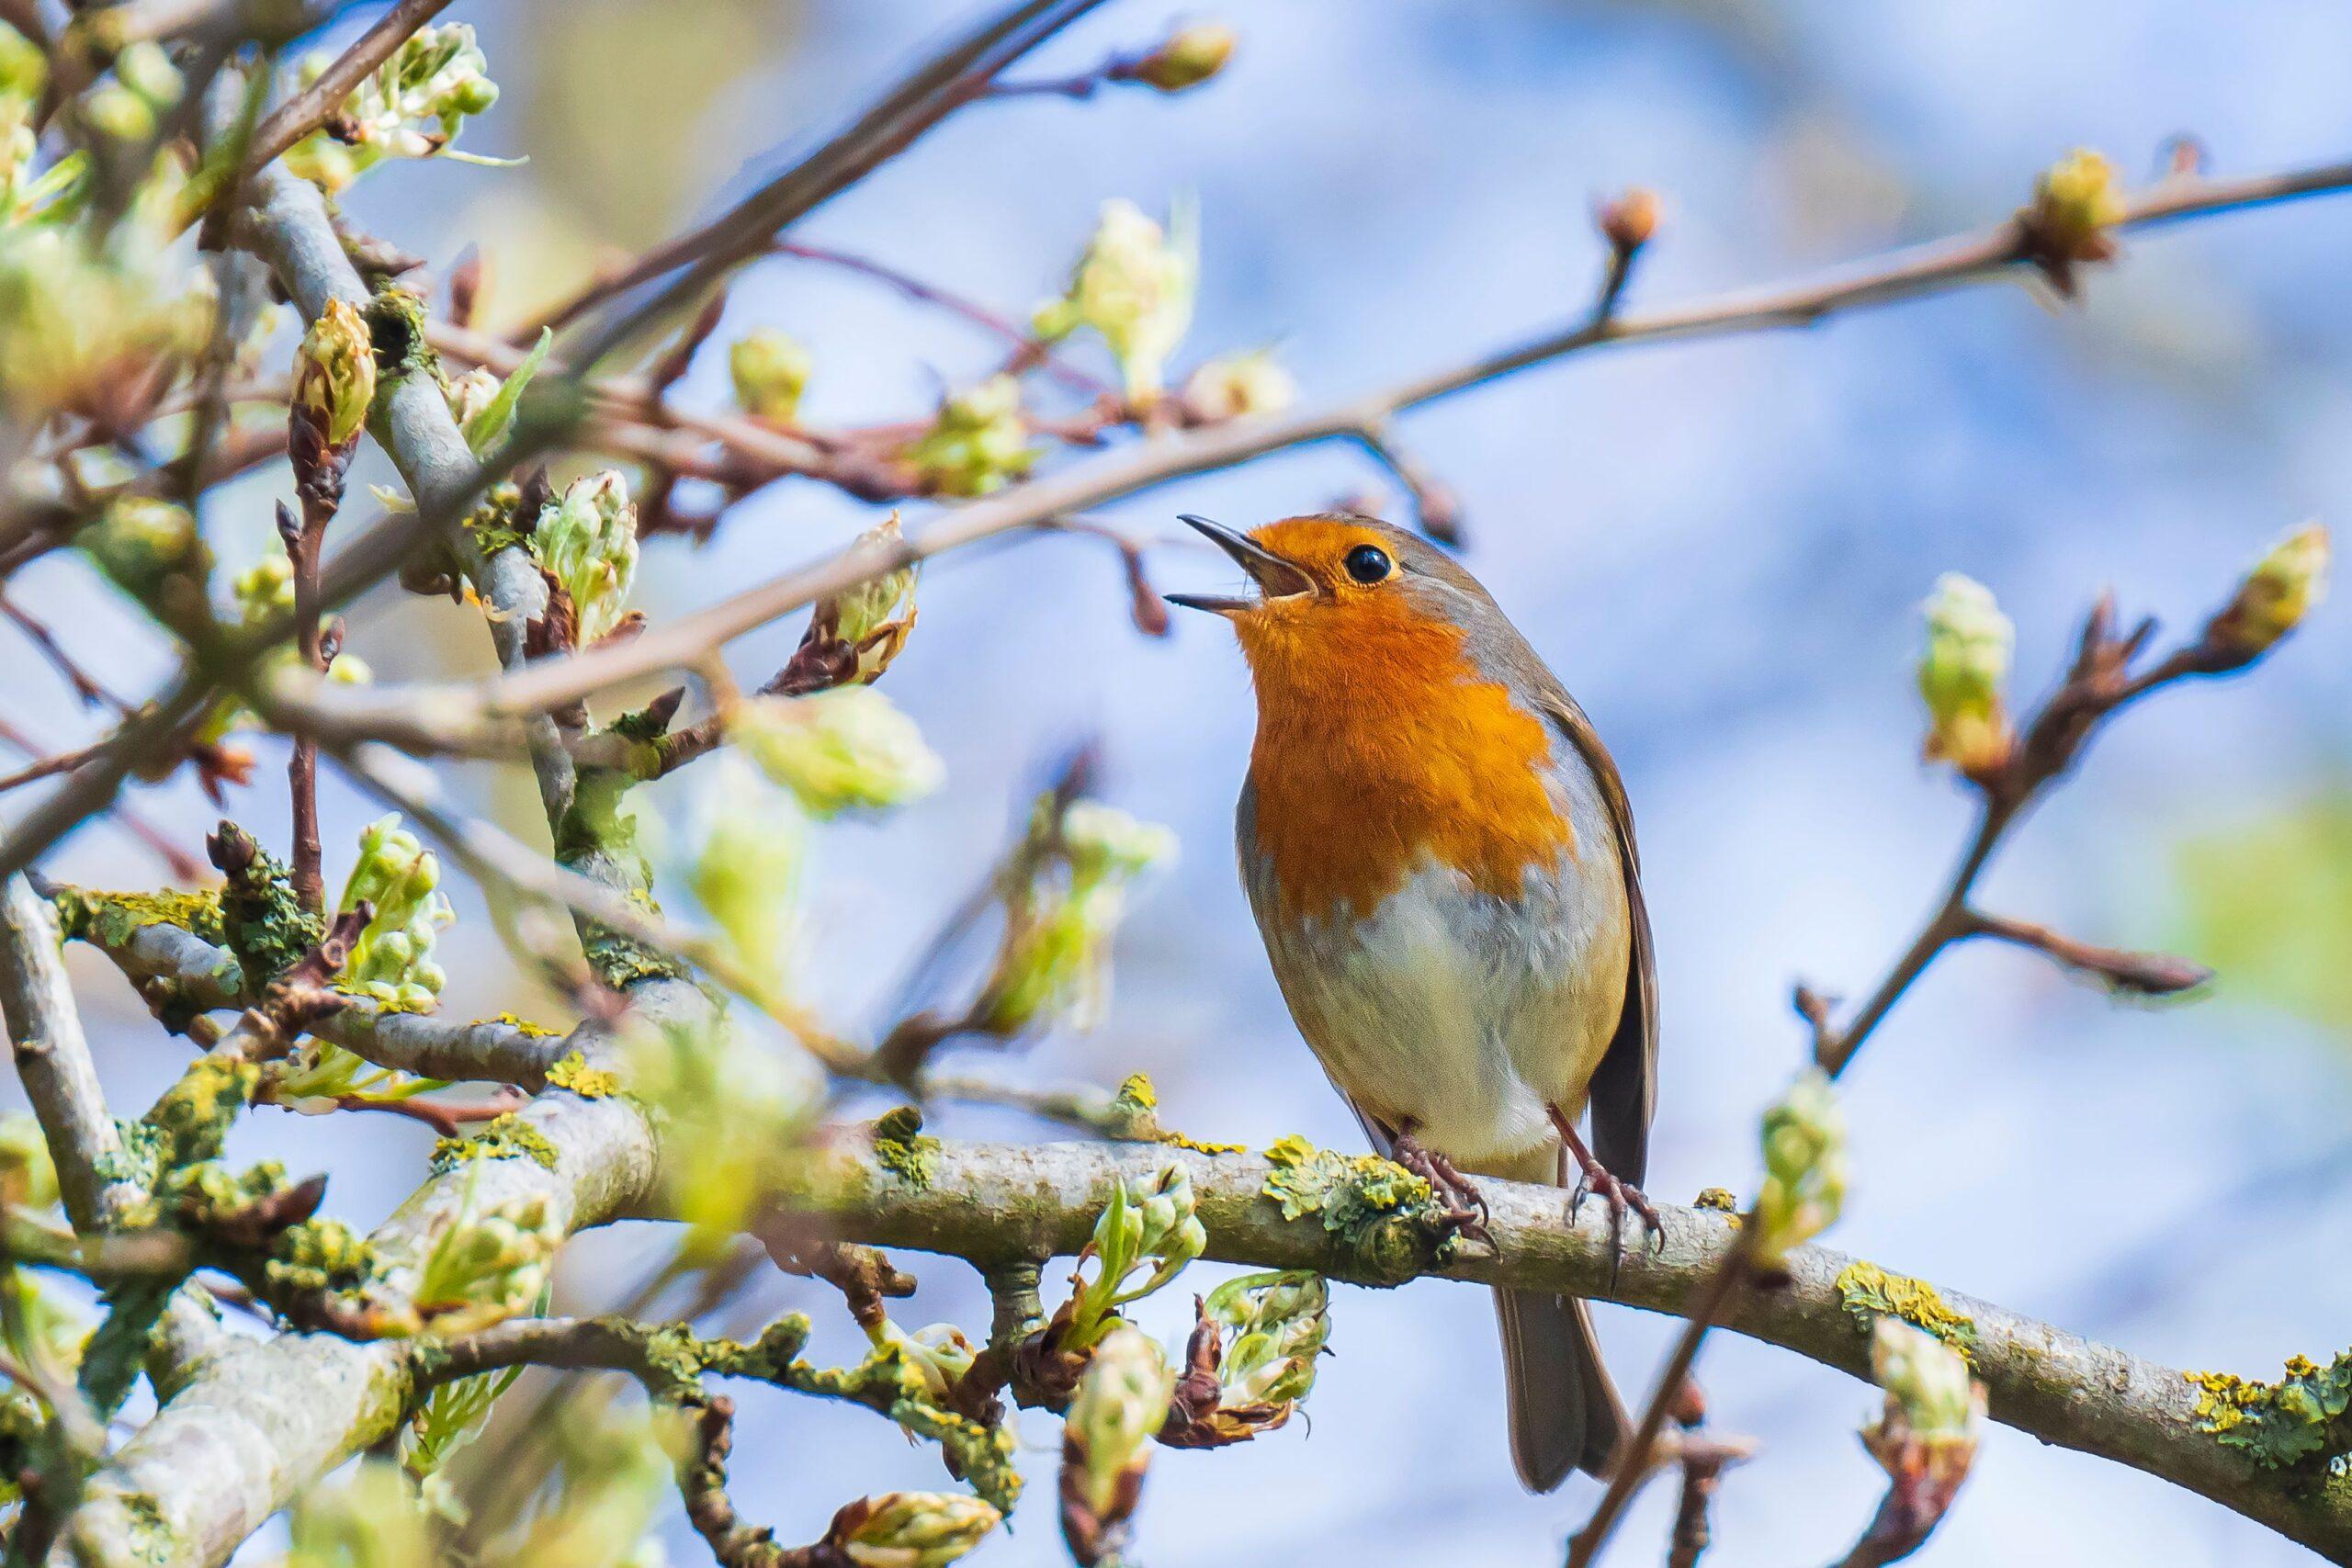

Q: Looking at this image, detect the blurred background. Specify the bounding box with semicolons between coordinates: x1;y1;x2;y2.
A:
10;0;2352;1562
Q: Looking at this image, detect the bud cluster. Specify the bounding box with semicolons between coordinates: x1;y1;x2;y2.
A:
1860;1318;1986;1524
1034;198;1198;403
1063;1165;1207;1350
337;814;456;1009
731;687;945;818
1917;572;2015;782
905;375;1038;496
1163;1269;1332;1446
825;1490;1002;1568
287;24;503;194
1753;1066;1847;1269
972;795;1179;1037
533;470;640;648
414;1184;560;1335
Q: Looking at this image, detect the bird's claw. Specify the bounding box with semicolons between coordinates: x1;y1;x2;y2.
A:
1568;1157;1664;1286
1392;1134;1491;1245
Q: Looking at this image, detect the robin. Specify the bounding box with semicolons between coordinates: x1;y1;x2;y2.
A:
1168;512;1658;1490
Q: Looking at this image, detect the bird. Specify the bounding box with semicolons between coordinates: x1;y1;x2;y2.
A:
1167;511;1658;1490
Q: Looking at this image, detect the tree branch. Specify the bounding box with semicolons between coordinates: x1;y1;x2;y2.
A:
775;1137;2348;1559
275;149;2352;735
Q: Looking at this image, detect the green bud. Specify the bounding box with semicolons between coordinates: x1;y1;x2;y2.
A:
444;365;500;430
621;1012;819;1255
0;191;214;419
1868;1319;1977;1439
296;297;378;447
416;1185;560;1333
831;1491;1001;1568
0;1111;59;1212
1204;1269;1330;1405
1182;347;1295;419
2207;522;2328;662
690;752;806;998
337;814;456;1006
533;470;639;647
1069;1166;1204;1348
288;1457;433;1568
1752;1067;1846;1268
976;797;1177;1037
729;688;944;818
811;512;920;682
1034;198;1198;402
0;26;45;107
1134;23;1236;92
729;328;812;423
84;495;206;605
1066;1324;1171;1517
2027;147;2127;255
232;545;296;625
1917;572;2014;778
904;374;1038;497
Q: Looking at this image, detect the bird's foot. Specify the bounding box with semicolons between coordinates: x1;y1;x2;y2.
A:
1391;1132;1491;1245
1550;1109;1663;1287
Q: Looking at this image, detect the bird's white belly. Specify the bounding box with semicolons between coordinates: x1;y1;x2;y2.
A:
1262;854;1627;1173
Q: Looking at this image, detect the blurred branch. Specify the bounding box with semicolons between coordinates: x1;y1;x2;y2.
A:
0;874;137;1229
280;148;2352;731
519;0;1112;344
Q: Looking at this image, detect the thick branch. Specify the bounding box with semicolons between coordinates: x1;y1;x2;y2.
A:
778;1138;2350;1560
0;874;135;1229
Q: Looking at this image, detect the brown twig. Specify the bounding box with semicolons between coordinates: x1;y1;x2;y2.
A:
304;150;2352;731
236;0;458;180
1569;583;2279;1568
516;0;1112;344
772;239;1113;396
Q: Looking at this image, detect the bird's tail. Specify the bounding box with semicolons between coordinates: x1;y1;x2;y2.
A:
1495;1289;1626;1491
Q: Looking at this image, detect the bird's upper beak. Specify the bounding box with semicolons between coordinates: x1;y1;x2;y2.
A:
1165;514;1317;615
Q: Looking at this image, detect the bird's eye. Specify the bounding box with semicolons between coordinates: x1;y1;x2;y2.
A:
1343;544;1393;584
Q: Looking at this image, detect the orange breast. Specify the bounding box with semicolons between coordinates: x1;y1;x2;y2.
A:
1239;592;1573;922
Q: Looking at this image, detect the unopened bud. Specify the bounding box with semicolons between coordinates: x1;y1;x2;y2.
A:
905;375;1038;496
1033;198;1197;403
869;1320;978;1405
2022;148;2126;288
1597;186;1661;254
830;1491;1001;1568
85;496;206;605
1183;348;1295;420
730;688;944;818
1863;1318;1984;1496
1133;24;1235;92
729;329;812;423
533;470;639;647
1752;1067;1846;1269
1917;573;2014;779
444;365;500;430
294;298;377;448
0;1111;59;1212
1065;1324;1171;1518
808;513;919;682
2205;522;2328;665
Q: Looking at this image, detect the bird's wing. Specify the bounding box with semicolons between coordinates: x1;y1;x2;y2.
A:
1537;689;1657;1188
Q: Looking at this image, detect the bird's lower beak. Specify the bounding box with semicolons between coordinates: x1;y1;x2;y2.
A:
1165;513;1317;615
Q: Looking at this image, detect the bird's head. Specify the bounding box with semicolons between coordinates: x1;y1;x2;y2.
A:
1167;513;1503;691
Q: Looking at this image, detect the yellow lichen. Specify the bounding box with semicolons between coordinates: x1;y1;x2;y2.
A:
544;1052;620;1099
1835;1260;1978;1363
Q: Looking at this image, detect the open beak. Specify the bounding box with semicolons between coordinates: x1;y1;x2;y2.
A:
1165;514;1317;615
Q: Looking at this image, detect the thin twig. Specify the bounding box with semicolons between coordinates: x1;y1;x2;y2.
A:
286;150;2352;731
